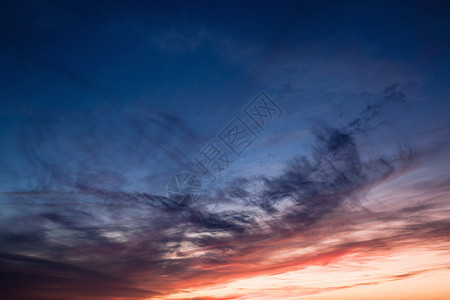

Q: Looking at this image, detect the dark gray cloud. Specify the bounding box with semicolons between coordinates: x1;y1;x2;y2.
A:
2;120;443;299
0;253;158;300
345;80;418;134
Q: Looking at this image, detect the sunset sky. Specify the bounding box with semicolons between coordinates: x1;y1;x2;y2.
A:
1;1;450;299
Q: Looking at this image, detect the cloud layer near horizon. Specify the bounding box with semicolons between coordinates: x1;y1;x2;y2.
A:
1;118;449;299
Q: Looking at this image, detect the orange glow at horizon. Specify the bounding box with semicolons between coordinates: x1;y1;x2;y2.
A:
146;178;450;300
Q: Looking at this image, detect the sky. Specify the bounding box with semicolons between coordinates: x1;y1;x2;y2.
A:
0;0;450;299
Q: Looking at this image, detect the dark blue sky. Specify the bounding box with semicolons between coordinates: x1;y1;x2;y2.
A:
1;0;449;194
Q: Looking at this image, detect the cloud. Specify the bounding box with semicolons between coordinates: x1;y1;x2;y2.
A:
344;80;418;134
3;117;447;299
0;103;203;194
0;253;159;300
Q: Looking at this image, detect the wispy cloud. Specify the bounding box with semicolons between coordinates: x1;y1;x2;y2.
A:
2;118;448;299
